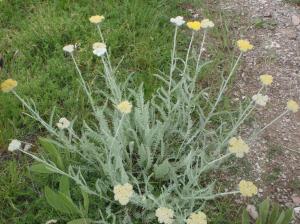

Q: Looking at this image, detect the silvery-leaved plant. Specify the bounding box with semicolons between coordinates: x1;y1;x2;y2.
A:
2;15;299;224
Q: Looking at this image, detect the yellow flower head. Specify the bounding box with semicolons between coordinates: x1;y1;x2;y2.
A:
187;211;207;224
228;136;249;158
287;100;299;113
239;180;258;197
117;100;132;114
1;79;17;92
155;207;174;224
237;39;254;52
113;183;134;205
187;21;202;31
260;74;273;86
201;19;214;29
89;15;105;24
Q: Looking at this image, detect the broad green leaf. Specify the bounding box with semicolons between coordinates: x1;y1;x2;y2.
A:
39;137;64;170
29;163;55;174
281;209;293;224
242;209;250;224
268;203;280;223
154;159;171;179
258;199;270;224
275;211;286;224
67;218;92;224
44;186;80;215
59;176;71;198
81;187;89;215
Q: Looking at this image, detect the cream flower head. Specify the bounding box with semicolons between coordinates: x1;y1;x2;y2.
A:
56;117;70;129
170;16;185;26
63;44;75;53
237;39;253;52
117;100;132;114
93;42;107;57
252;93;269;106
89;15;105;24
93;42;106;50
1;79;17;92
113;183;134;205
186;21;202;31
239;180;258;197
228;136;249;158
8;139;22;152
259;74;273;86
155;207;174;224
201;19;214;28
186;211;207;224
287;100;299;113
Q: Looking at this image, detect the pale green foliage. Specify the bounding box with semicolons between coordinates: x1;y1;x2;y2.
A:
12;22;274;223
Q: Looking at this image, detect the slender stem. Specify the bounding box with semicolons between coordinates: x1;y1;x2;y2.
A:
199;153;232;173
203;52;242;128
168;26;178;95
183;31;195;75
12;91;58;137
71;53;97;113
96;25;105;43
249;110;288;141
196;30;207;73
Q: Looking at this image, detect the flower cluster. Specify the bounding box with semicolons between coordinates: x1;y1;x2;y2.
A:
155;207;174;224
186;211;207;224
1;79;17;92
89;15;105;24
186;21;202;31
252;93;269;106
228;136;249;158
287;100;299;113
239;180;258;197
237;39;254;52
56;117;70;129
117;100;132;114
113;183;134;205
260;74;273;86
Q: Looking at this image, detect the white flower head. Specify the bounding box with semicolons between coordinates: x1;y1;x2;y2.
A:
56;117;70;129
45;220;58;224
63;44;75;53
93;42;106;50
170;16;185;27
93;44;107;57
252;93;269;106
201;19;214;28
155;207;174;224
113;183;134;205
8;139;22;152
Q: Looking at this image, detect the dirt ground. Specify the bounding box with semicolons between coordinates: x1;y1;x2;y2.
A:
219;0;300;219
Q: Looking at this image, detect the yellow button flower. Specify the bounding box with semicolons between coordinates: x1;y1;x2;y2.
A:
155;207;174;224
239;180;258;197
287;100;299;113
187;21;202;31
260;74;273;86
186;211;207;224
113;183;134;205
237;39;254;52
89;15;105;24
1;79;17;92
117;100;132;114
228;136;249;158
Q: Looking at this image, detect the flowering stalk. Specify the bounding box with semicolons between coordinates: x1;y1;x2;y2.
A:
70;53;97;113
168;26;178;95
195;30;207;73
249;110;289;141
12;91;58;137
183;31;195;75
203;52;243;128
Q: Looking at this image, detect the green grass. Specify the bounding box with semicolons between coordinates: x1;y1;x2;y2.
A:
0;0;241;223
